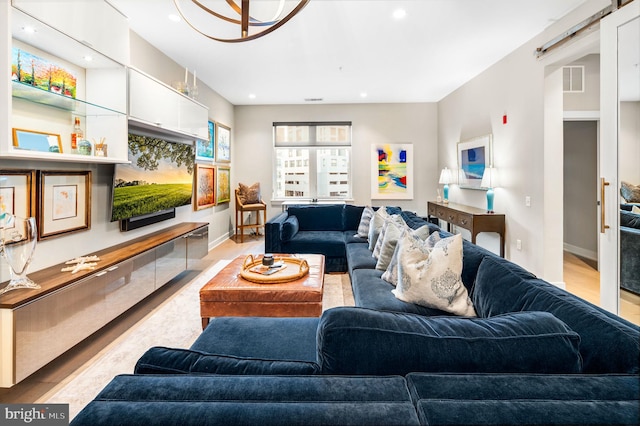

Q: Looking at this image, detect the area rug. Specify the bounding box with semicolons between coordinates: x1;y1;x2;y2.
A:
40;261;351;420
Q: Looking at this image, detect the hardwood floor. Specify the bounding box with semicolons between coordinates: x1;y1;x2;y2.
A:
564;251;640;326
0;234;264;404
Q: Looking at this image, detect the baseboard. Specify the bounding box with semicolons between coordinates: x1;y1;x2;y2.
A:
563;243;597;261
209;233;231;251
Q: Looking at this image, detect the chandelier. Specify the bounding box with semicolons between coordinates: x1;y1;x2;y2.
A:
173;0;310;43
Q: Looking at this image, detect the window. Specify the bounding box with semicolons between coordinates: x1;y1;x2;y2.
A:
274;122;352;200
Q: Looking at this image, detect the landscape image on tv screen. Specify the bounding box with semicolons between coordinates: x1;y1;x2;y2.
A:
111;134;194;222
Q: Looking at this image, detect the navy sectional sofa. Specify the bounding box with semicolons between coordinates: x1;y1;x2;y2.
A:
73;205;640;425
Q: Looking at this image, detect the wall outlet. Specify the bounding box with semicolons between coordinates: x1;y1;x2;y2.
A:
525;196;531;207
516;239;522;250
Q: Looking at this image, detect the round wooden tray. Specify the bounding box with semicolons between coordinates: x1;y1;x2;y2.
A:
239;255;310;284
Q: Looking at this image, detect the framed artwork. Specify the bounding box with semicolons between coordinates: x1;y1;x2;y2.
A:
38;171;91;240
11;47;77;98
216;122;231;163
195;121;215;161
12;128;62;153
195;164;216;210
457;134;493;189
0;170;35;218
216;166;231;204
371;143;414;200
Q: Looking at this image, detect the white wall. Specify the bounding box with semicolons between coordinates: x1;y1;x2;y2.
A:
437;0;609;278
234;103;438;220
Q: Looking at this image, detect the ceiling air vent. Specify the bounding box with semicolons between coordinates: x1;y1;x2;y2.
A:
304;98;324;102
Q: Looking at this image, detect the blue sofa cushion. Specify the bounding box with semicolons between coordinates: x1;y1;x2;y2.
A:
416;400;639;426
284;231;346;258
71;375;421;426
287;205;345;231
317;307;582;375
351;268;457;316
343;204;365;231
406;373;640;402
135;346;320;375
345;243;378;271
281;215;299;241
621;209;640;229
192;317;319;363
473;255;640;374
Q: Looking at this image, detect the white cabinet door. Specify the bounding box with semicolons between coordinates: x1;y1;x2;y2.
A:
179;95;209;140
11;0;129;65
129;68;180;132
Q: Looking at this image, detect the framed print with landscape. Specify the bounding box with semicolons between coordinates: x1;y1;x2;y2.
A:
196;121;215;162
195;164;216;210
371;143;414;200
0;170;35;218
216;166;231;204
38;171;91;240
216;123;231;163
12;128;62;153
457;134;492;189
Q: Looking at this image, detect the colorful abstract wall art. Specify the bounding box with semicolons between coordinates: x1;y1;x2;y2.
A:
11;47;77;98
371;143;414;200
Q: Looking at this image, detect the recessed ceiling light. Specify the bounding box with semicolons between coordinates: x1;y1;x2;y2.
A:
393;9;407;20
168;14;181;22
360;92;368;98
248;94;256;99
21;26;36;34
83;55;93;62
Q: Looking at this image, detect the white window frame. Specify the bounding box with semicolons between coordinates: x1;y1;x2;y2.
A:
273;122;352;201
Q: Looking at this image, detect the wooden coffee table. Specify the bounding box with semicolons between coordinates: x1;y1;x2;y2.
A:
200;254;325;329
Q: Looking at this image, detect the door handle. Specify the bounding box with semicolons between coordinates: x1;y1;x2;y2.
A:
600;177;610;234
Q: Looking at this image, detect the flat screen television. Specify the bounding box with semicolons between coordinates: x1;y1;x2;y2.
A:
110;133;194;224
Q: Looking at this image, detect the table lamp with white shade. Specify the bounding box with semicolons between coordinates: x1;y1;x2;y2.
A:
481;166;498;213
439;167;453;204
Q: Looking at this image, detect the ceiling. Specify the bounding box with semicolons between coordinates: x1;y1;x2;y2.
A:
109;0;589;106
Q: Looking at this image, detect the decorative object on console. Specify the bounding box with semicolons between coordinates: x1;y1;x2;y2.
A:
0;215;39;295
438;167;452;204
12;128;62;153
38;171;91;240
0;170;35;218
481;166;498;213
371;143;414;200
457;134;492;189
195;164;216;210
196;121;215;161
173;0;310;43
216;123;231;163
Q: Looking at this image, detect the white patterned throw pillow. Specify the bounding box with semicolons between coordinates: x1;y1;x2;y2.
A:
382;227;437;284
392;233;476;316
355;206;374;238
368;207;389;251
372;214;403;259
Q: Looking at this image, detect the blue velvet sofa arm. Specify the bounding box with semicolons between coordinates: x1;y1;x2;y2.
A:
621;225;640;295
265;211;289;253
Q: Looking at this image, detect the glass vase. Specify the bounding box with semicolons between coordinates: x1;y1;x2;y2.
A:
0;215;39;295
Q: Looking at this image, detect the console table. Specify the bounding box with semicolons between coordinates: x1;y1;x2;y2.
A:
0;222;208;388
427;201;505;257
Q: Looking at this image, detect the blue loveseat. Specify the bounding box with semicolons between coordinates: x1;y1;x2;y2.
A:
72;205;640;425
621;205;640;295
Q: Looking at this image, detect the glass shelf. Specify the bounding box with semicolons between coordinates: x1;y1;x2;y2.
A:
11;81;125;117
